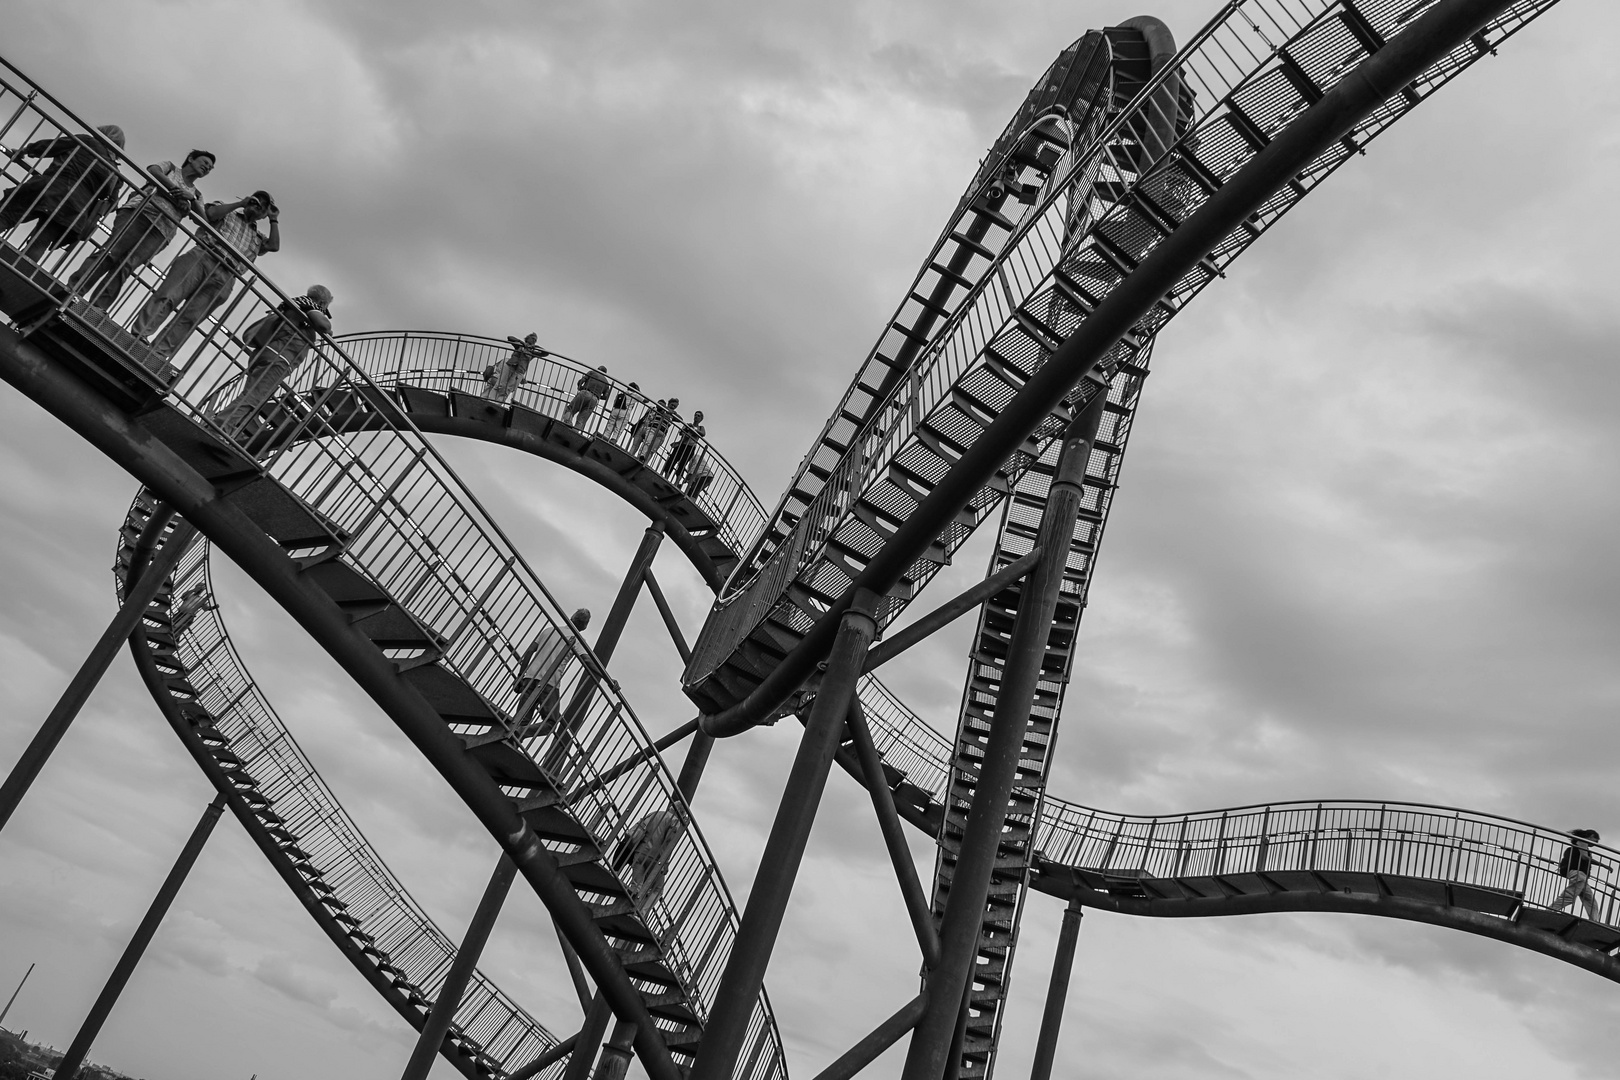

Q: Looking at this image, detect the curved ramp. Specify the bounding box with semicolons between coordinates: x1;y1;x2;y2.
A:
0;60;782;1080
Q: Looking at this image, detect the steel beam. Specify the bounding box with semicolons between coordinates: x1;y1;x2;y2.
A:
862;551;1041;674
689;590;882;1080
901;398;1103;1080
0;514;197;834
699;0;1521;740
562;993;616;1080
645;567;715;800
810;993;928;1080
0;326;683;1080
53;793;227;1080
1028;901;1082;1080
596;1020;638;1080
508;1032;580;1080
846;698;940;968
400;855;519;1080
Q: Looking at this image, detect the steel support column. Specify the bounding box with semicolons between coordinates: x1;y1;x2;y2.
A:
689;590;882;1080
810;993;928;1080
596;1020;638;1080
53;793;227;1080
1028;901;1082;1080
0;515;197;834
400;855;520;1080
508;1032;580;1080
901;399;1104;1080
562;993;616;1080
644;567;713;800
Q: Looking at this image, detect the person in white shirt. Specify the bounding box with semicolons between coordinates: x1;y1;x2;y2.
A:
513;608;592;736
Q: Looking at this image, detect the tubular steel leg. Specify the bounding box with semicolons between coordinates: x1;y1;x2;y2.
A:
1028;901;1083;1080
399;855;519;1080
556;924;593;1013
901;399;1105;1080
689;590;881;1080
0;518;197;834
597;524;665;663
810;993;927;1080
643;567;714;800
563;994;616;1080
53;793;227;1080
596;1020;637;1080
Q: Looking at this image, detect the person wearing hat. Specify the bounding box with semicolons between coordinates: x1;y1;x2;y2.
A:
512;608;594;738
70;148;215;309
0;124;126;259
1550;828;1603;919
129;188;280;365
216;284;334;436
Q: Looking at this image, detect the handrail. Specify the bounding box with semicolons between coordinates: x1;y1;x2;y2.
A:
334;330;769;560
0;57;782;1080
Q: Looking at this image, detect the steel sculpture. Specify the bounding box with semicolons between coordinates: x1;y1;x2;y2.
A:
0;1;1603;1079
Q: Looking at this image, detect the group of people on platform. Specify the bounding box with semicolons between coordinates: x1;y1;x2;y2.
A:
0;125;331;433
482;333;715;499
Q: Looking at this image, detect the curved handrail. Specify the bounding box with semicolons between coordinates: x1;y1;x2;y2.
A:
114;499;559;1077
0;57;782;1080
683;0;1562;710
334;331;768;560
1035;797;1620;927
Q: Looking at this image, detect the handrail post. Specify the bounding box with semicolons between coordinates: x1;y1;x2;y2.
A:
689;588;881;1080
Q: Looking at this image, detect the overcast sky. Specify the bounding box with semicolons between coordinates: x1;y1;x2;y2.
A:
1;1;1618;1079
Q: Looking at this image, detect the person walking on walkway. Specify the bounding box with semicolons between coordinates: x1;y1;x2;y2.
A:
0;125;126;258
69;149;213;308
214;286;333;434
563;365;611;427
612;808;686;904
1551;828;1604;920
130;190;280;365
484;333;545;402
665;409;705;481
513;609;593;737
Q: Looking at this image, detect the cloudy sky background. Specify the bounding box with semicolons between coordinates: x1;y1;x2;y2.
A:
0;0;1618;1077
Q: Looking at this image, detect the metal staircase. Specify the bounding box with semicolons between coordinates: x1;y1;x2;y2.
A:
116;491;562;1080
682;0;1562;724
0;63;784;1080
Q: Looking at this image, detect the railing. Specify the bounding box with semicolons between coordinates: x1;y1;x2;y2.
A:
1035;799;1620;924
137;528;558;1075
0;57;781;1080
335;330;768;560
688;0;1561;690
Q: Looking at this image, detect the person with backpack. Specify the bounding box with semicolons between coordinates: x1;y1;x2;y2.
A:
1550;828;1604;920
215;285;332;434
563;364;612;427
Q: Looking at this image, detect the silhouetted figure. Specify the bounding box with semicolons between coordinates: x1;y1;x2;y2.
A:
564;365;611;427
666;409;705;481
0;125;125;258
513;609;592;737
685;453;714;499
131;190;280;364
69;149;213;308
485;333;545;402
1551;828;1603;919
169;583;217;637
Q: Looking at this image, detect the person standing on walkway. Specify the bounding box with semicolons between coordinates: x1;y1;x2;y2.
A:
636;397;677;464
665;409;705;481
563;365;612;427
484;333;546;402
69;149;213;308
1551;828;1604;920
0;125;126;258
604;383;639;443
214;286;333;434
685;452;714;499
130;190;280;365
